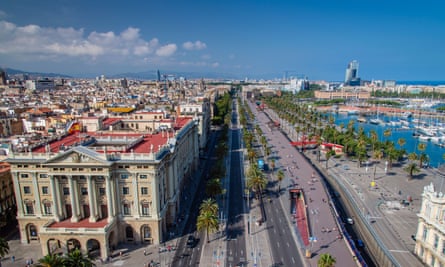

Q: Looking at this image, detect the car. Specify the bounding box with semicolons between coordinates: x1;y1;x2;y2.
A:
343;165;350;170
356;239;364;248
346;217;354;225
186;235;196;248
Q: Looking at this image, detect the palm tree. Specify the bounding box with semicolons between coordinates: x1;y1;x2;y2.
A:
404;162;420;180
397;138;406;149
206;179;223;198
196;210;219;243
317;253;336;267
37;254;65;267
199;198;218;215
65;248;96;267
0;237;9;258
276;169;285;192
246;165;267;199
419;153;429;168
325;150;335;169
417;143;428;167
383;128;392;142
369;129;378;152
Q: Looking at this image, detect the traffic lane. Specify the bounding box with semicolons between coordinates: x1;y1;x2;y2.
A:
255;119;356;266
226;129;247;266
265;194;304;267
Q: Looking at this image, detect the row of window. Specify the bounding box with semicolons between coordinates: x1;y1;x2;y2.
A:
24;202;152;216
19;173;149;179
22;186;150;196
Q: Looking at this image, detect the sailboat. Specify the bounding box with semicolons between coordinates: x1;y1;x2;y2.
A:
369;105;384;125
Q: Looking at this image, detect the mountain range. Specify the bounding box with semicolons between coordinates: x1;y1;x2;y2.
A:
2;67;247;80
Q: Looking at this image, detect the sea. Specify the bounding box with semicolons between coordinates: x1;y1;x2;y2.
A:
331;113;445;168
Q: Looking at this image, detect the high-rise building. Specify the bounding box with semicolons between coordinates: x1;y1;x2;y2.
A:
345;60;359;85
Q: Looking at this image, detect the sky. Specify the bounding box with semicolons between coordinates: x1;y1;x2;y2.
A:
0;0;444;81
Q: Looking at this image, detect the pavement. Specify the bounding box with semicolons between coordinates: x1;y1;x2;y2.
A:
265;105;430;267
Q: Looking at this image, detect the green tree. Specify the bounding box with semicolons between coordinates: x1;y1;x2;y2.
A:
196;210;219;243
64;248;96;267
37;254;65;267
0;237;9;258
404;162;420;180
325;150;336;169
276;169;285;191
246;165;267;199
206;179;223;198
317;253;336;267
199;198;218;215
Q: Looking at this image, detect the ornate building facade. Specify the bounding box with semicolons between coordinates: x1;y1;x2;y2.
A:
415;183;445;267
6;116;199;260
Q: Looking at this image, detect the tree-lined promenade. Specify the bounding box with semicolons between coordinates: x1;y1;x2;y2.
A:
262;92;438;181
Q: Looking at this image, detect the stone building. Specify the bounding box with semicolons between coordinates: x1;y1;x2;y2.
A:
415;182;445;267
6;116;199;260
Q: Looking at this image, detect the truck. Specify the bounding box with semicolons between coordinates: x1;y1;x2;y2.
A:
258;159;264;170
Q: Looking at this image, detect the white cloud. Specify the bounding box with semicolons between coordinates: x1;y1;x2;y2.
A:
156;44;177;57
211;62;220;68
0;20;177;59
183;40;207;50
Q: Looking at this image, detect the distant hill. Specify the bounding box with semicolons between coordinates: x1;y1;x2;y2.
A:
109;70;244;80
2;67;72;78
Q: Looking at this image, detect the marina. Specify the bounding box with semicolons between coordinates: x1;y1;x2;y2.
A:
331;112;445;167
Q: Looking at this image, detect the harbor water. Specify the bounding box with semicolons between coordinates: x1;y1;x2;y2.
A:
331;113;445;168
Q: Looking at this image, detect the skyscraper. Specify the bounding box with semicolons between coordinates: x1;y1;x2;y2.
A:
344;60;359;85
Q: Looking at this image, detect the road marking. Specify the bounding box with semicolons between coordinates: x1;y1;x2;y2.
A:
277;241;280;248
389;250;410;253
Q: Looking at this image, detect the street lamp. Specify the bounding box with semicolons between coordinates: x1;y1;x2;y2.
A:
385;161;388;174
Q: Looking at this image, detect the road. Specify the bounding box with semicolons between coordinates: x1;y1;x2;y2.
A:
249;100;359;267
170;129;220;267
225;98;248;266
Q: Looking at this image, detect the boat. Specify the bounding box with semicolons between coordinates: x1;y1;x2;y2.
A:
357;116;367;123
369;118;384;125
402;111;413;119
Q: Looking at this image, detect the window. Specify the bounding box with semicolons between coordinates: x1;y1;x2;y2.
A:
39;174;47;178
42;186;49;195
81;187;88;196
44;203;52;215
23;186;31;194
434;234;439;249
122;187;130;195
63;187;70;195
423;227;428;242
25;203;34;215
20;173;29;178
443;240;445;255
142;203;150;216
99;188;105;195
141;187;148;195
140;175;147;179
123;204;131;215
121;174;129;179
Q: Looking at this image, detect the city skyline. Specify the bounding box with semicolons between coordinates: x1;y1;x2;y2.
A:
1;0;445;81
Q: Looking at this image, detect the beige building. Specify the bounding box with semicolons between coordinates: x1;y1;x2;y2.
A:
415;182;445;267
6;116;199;260
0;162;16;228
314;90;371;100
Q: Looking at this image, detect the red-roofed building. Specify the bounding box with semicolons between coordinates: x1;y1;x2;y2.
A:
6;116;199;260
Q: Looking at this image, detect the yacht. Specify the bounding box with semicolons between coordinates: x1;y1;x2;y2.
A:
369;118;384;125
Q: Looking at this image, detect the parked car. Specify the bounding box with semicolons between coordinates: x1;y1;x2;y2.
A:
356;239;364;248
346;217;354;225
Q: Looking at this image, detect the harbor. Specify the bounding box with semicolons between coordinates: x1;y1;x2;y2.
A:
330;112;445;168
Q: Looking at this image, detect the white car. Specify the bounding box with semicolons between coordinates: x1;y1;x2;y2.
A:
346;218;354;225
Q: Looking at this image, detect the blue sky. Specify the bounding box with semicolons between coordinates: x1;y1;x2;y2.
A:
1;0;444;81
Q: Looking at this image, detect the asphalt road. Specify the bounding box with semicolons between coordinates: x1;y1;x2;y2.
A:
225;99;248;267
